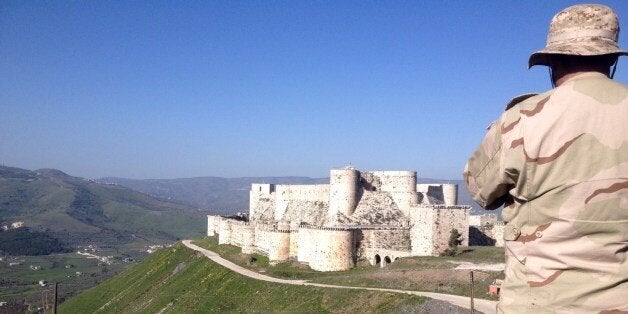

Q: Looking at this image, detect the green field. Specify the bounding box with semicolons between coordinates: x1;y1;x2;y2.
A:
0;251;132;307
59;243;428;313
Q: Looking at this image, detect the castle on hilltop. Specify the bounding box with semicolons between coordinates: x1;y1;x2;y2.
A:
207;167;471;271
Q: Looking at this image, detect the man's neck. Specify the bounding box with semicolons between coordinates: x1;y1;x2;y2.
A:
554;70;609;87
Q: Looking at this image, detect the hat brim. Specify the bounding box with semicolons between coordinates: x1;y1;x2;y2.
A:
529;38;628;68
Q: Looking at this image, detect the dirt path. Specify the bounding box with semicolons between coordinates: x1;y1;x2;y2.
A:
182;240;497;314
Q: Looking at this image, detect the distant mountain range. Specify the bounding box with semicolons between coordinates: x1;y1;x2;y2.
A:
98;175;489;215
0;166;205;253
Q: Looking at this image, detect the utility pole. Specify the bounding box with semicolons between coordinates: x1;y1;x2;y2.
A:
53;282;58;314
469;271;475;313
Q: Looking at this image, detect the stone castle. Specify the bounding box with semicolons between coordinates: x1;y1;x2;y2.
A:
207;167;471;271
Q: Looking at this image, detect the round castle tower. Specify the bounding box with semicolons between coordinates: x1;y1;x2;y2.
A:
441;184;458;206
328;167;360;218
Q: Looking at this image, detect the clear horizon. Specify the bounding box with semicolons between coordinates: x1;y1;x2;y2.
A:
2;1;627;180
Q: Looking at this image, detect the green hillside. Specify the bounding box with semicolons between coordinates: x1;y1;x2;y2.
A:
0;166;207;304
60;243;426;313
0;166;205;250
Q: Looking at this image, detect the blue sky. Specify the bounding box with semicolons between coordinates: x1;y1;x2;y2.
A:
1;1;627;179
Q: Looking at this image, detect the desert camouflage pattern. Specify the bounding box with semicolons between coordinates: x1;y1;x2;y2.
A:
464;72;628;313
529;4;628;68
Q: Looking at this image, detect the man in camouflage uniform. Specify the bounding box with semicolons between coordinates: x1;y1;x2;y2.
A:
464;4;627;313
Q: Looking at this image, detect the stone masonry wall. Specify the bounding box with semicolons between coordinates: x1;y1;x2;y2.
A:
409;205;470;256
218;218;232;245
409;206;435;255
267;230;291;262
305;227;355;271
469;214;499;226
297;227;314;263
431;206;470;255
370;171;418;216
275;184;329;220
289;228;299;258
328;168;359;218
207;215;219;236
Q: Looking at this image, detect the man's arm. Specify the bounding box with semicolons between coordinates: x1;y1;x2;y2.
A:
464;120;513;210
463;94;535;210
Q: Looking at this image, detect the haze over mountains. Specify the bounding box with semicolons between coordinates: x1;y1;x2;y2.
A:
98;175;486;215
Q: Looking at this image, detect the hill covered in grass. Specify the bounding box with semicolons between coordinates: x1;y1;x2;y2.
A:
60;243;427;313
0;166;205;252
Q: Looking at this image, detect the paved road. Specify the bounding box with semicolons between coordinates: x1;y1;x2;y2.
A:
182;240;497;313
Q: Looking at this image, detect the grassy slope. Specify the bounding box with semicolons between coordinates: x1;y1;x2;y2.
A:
60;243;426;313
193;237;503;300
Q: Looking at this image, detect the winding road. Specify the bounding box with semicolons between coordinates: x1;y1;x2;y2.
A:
182;240;497;313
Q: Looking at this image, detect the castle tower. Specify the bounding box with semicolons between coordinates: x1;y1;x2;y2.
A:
328;167;360;218
442;184;458;206
249;183;274;218
371;171;418;216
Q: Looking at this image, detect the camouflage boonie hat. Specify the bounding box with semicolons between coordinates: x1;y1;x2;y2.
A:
529;4;628;68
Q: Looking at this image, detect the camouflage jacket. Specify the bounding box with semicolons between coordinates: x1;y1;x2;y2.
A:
464;72;628;313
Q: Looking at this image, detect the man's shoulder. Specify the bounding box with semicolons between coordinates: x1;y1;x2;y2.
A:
560;74;628;105
504;92;553;113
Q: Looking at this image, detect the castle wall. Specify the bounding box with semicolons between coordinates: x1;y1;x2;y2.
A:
431;206;470;255
250;184;275;218
275;184;329;220
207;215;219;236
410;205;470;256
410;206;435;255
230;222;255;254
357;228;412;266
427;185;444;203
469;214;499;226
469;223;504;247
297;227;314;263
370;171;418;216
289;227;299;258
305;227;355;272
218;218;232;245
267;230;291;262
328;168;359;218
441;184;458;206
254;224;272;254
